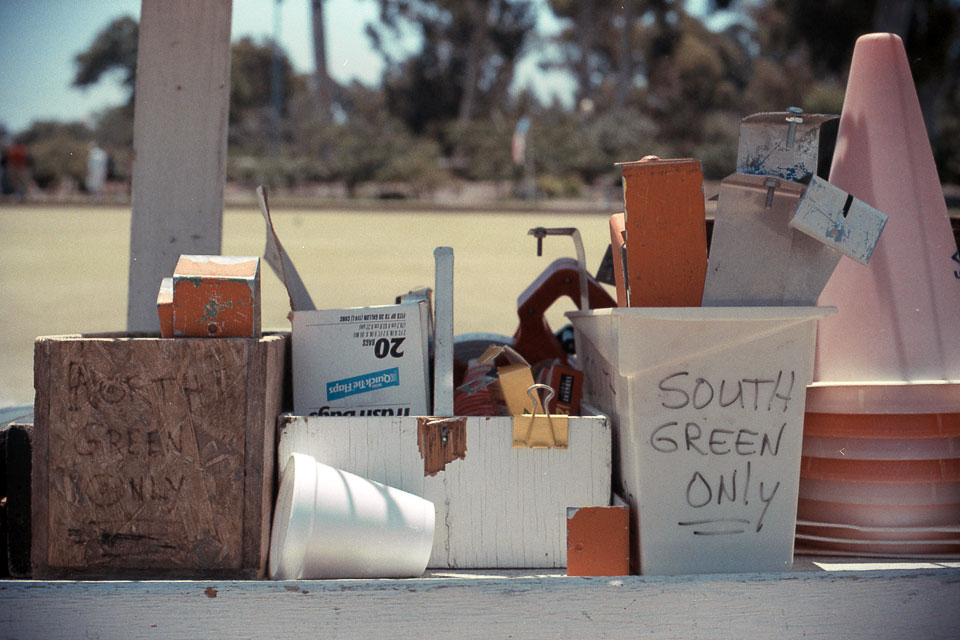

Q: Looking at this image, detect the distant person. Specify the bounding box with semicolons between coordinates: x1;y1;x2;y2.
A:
4;142;32;201
86;144;108;198
0;145;6;195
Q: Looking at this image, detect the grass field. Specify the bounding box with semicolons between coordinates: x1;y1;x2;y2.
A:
0;204;617;407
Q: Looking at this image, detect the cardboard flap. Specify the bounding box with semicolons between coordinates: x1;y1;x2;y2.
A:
258;185;316;312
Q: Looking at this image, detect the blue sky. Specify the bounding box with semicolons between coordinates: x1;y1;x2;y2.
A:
0;0;730;136
0;0;576;135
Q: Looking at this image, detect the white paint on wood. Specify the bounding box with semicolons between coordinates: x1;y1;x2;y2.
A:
277;411;612;568
2;564;959;639
432;246;454;415
127;0;233;332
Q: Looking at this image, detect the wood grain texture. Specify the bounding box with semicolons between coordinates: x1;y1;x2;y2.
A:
1;565;958;639
277;412;612;568
620;159;708;307
32;334;286;578
127;0;233;332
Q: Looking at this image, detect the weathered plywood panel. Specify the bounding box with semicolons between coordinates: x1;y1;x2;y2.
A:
277;412;612;568
127;0;233;332
32;334;286;578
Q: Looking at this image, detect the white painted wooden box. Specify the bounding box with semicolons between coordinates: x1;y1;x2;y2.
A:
276;409;612;568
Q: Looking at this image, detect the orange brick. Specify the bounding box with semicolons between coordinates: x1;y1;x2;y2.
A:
172;255;261;338
619;157;707;307
566;505;629;576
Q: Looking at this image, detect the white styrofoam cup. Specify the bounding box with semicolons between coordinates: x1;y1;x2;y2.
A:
269;452;435;579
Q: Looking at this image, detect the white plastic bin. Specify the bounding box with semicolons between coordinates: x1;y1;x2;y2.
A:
567;306;834;575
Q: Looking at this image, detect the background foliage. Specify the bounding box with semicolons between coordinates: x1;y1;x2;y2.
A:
6;0;959;195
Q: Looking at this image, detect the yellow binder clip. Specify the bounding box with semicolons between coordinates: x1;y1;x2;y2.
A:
513;383;569;449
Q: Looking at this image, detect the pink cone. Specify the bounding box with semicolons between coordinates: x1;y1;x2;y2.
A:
814;33;960;387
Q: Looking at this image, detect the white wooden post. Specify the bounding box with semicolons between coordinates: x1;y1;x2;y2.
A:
127;0;233;332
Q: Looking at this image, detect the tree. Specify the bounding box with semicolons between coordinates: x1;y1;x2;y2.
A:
16;121;95;189
544;0;638;112
366;0;537;133
72;16;139;103
310;0;334;115
746;0;960;178
230;37;298;122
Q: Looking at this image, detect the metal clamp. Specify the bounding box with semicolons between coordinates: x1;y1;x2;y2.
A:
512;383;569;449
528;227;589;311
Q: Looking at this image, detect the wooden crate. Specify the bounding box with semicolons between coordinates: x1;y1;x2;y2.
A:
277;410;612;569
32;333;288;578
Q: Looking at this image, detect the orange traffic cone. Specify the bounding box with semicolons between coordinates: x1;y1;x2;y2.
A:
813;32;960;385
799;33;960;558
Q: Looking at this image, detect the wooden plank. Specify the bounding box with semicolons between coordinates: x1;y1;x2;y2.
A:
277;413;612;568
31;334;286;578
1;565;958;639
619;157;708;307
241;337;286;576
30;339;51;579
127;0;233;332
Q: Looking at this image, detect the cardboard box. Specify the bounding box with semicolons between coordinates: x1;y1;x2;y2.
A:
32;333;287;578
292;301;430;417
277;409;612;568
260;195;431;418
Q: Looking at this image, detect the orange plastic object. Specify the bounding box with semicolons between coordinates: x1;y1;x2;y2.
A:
512;258;615;365
172;255;262;338
802;434;960;461
795;538;960;557
815;33;960;386
453;360;507;417
566;506;630;576
803;412;960;439
608;213;627;306
800;457;960;483
618;157;707;307
806;383;960;415
797;498;959;528
799;479;960;505
536;360;583;415
796;524;960;543
156;277;174;338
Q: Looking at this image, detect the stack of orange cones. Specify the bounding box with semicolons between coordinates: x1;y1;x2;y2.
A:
797;33;960;557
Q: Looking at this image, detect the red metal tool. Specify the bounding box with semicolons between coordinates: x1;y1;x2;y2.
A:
512;257;616;365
